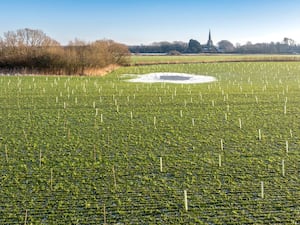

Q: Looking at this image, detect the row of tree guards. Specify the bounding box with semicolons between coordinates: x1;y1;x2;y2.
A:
157;130;290;211
16;129;292;220
183;184;263;211
158;160;285;212
20;154;288;224
159;153;287;175
19;183;271;224
50;95;292;187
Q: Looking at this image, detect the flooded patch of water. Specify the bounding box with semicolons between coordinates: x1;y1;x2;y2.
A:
125;72;217;84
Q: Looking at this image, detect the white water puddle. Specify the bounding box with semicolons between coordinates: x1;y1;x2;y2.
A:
125;72;217;84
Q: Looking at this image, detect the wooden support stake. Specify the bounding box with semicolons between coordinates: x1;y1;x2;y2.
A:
285;140;289;153
68;129;71;140
112;166;117;189
39;149;42;167
160;157;163;172
103;204;107;225
258;129;261;140
50;168;53;190
282;159;285;177
5;144;8;163
261;181;264;199
93;145;97;161
24;209;28;225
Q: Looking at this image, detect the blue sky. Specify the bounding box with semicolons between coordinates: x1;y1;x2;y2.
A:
0;0;300;46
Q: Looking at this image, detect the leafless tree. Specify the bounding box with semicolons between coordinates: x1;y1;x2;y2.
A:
1;28;130;75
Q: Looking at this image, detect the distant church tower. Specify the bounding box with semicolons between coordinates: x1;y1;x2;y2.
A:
203;30;217;53
207;30;213;47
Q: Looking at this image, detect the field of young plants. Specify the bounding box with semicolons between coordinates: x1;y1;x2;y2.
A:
1;62;300;224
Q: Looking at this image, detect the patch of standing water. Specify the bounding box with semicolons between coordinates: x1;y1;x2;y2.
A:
125;72;217;84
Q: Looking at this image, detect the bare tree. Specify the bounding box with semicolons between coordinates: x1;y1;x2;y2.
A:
107;41;131;65
2;28;59;50
2;28;60;56
88;40;130;68
1;28;130;75
0;37;3;51
283;37;295;46
68;38;87;46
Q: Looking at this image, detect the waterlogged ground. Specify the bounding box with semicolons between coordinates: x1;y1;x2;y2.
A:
0;62;300;224
125;72;217;84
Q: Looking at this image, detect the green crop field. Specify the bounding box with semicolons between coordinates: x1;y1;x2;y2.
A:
130;54;300;65
1;62;300;224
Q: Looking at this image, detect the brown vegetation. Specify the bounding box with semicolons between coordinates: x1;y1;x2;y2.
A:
84;64;120;76
0;28;130;75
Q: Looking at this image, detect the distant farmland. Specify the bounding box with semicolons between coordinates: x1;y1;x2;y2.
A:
1;61;300;224
130;54;300;65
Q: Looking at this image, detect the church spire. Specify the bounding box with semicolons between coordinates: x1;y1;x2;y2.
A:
207;29;213;47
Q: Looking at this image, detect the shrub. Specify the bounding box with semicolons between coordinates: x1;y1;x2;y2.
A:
0;29;130;75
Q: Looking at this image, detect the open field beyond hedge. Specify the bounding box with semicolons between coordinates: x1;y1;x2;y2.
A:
130;54;300;65
1;61;300;224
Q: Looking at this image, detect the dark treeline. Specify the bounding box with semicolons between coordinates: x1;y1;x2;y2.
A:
130;41;188;54
235;40;300;54
129;38;300;54
0;28;130;75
